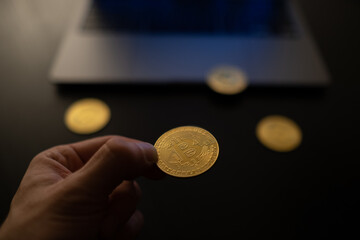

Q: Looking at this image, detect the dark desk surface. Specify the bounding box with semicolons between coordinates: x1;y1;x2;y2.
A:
1;0;360;239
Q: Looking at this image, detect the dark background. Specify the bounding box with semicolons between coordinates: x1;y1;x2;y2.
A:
0;0;359;239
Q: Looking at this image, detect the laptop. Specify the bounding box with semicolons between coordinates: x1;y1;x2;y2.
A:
50;0;330;86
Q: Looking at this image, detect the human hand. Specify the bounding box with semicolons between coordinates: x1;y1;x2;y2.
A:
0;136;164;240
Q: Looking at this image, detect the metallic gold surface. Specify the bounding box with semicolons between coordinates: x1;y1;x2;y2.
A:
155;126;219;178
207;66;248;95
256;115;302;152
64;98;111;135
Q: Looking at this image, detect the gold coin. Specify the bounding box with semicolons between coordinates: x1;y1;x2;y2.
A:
256;115;302;152
64;98;111;134
207;66;248;95
154;126;219;178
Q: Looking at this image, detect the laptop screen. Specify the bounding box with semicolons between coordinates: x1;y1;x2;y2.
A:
84;0;295;37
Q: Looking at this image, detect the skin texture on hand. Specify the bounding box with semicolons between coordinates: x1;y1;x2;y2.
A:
0;136;164;240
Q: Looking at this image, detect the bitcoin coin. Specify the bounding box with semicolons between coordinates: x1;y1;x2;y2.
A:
207;66;248;95
154;126;219;178
256;115;302;152
64;98;111;135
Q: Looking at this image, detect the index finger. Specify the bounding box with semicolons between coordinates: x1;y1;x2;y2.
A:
69;135;142;163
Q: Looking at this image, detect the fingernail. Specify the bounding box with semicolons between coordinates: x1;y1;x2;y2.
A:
137;142;158;164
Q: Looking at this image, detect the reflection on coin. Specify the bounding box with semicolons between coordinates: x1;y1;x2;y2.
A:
256;115;302;152
154;126;219;178
207;66;248;95
64;98;111;135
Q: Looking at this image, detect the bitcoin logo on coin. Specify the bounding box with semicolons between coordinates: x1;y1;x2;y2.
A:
207;66;248;95
154;126;219;178
64;98;111;135
256;115;302;152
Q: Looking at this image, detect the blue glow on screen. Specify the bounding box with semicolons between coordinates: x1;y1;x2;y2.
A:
87;0;293;36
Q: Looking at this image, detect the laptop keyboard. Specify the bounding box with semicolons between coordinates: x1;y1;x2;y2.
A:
83;0;295;37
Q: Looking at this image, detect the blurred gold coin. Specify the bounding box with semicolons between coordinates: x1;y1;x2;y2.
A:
256;115;302;152
65;98;111;135
154;126;219;178
207;66;248;95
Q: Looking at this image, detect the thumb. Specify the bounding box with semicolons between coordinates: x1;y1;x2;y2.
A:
72;136;158;196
